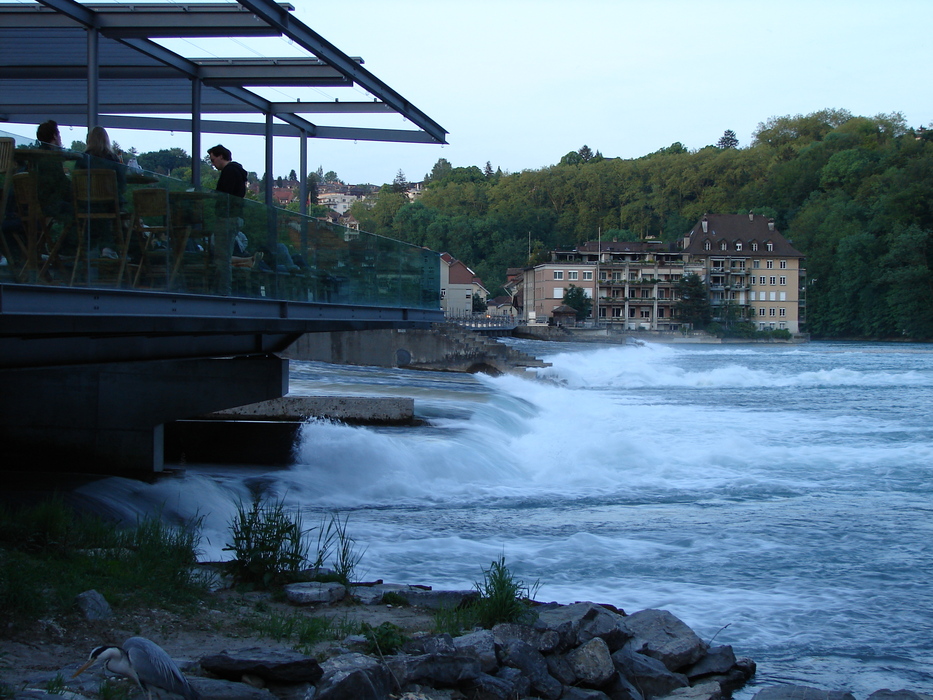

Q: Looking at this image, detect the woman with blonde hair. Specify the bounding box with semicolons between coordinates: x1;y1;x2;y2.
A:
74;125;128;259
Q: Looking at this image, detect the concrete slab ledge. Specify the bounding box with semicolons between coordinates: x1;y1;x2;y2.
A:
202;396;415;425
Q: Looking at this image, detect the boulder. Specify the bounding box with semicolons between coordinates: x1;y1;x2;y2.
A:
200;649;323;684
752;687;856;700
683;645;737;680
499;638;562;700
383;653;482;687
452;629;498;673
611;646;689;699
566;637;616;687
621;609;707;671
314;653;391;700
867;692;933;700
535;602;630;651
491;622;560;653
561;687;614;700
604;671;646;700
657;681;723;700
283;581;346;605
75;590;112;621
467;667;531;700
188;677;279;700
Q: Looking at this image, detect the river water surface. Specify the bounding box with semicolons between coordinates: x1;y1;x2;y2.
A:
79;340;933;698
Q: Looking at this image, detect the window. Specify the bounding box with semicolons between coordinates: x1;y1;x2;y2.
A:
779;308;787;317
553;287;564;298
749;277;755;286
779;322;786;329
749;291;756;301
780;276;786;285
769;308;776;316
553;270;564;280
759;276;766;285
753;260;760;269
641;310;651;318
770;292;777;301
658;308;665;318
599;307;607;318
720;241;727;250
767;242;774;251
568;271;578;280
629;272;638;280
704;240;711;250
612;307;622;317
613;272;622;281
735;242;743;251
769;276;776;285
780;260;787;269
758;308;766;316
641;289;650;298
583;270;593;280
779;292;786;301
629;289;637;298
629;308;636;317
766;260;774;269
751;242;758;251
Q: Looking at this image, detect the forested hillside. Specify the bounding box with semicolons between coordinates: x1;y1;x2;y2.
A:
350;109;933;340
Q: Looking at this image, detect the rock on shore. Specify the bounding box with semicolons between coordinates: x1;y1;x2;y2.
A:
9;581;929;700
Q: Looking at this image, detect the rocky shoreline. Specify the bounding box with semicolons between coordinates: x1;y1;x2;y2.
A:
6;575;930;700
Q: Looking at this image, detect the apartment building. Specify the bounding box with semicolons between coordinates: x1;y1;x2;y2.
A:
524;239;685;330
440;253;487;316
518;213;805;333
681;213;805;333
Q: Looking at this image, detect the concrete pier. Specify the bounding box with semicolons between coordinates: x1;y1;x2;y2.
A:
204;396;415;425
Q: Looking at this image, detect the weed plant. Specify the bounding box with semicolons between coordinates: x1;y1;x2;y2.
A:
433;555;539;634
245;610;365;655
0;498;206;628
224;496;310;587
360;622;408;655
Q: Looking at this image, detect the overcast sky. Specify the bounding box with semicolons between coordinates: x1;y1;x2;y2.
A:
31;0;933;185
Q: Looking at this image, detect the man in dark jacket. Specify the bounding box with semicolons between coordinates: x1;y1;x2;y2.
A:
207;144;248;294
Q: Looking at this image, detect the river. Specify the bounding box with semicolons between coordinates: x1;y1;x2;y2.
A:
77;339;933;698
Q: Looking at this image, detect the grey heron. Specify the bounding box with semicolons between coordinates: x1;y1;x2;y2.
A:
73;636;200;700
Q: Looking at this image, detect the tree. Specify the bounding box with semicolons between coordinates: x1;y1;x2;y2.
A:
563;284;592;320
288;169;298;183
425;158;453;184
717;130;739;149
472;293;487;313
323;170;338;183
484;161;495;178
137;148;190;175
675;273;711;328
392;169;408;193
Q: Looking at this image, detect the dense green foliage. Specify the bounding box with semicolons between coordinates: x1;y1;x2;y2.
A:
563;284;592;320
347;110;933;339
0;497;204;625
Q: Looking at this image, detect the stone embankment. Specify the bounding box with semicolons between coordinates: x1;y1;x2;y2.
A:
17;580;929;700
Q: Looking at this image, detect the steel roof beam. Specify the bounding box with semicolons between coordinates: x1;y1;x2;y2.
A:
235;0;448;145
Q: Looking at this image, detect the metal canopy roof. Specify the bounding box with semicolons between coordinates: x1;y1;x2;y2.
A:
0;0;448;145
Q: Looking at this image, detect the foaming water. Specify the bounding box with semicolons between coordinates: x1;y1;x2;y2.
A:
76;341;933;697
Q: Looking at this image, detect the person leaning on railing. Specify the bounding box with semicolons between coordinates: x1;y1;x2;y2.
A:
207;144;248;295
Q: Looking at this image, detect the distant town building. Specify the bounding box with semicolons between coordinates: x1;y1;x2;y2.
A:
440;253;487;317
514;213;805;333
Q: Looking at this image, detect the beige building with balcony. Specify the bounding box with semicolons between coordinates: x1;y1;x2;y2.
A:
681;213;805;333
519;213;806;333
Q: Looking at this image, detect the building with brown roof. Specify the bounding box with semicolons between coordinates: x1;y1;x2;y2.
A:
682;213;805;333
518;213;806;333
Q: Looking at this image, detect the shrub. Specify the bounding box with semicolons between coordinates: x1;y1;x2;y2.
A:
461;555;540;630
224;496;310;587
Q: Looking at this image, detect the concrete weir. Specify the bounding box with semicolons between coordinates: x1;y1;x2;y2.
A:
165;396;415;466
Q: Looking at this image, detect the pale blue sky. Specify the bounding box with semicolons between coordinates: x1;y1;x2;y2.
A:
41;0;933;185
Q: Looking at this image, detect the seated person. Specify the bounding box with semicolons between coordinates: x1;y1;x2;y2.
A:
34;120;73;220
73;126;128;258
74;126;127;207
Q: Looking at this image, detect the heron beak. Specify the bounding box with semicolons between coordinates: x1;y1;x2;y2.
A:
72;659;96;679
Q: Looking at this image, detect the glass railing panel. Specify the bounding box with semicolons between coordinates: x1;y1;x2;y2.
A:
1;128;440;309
